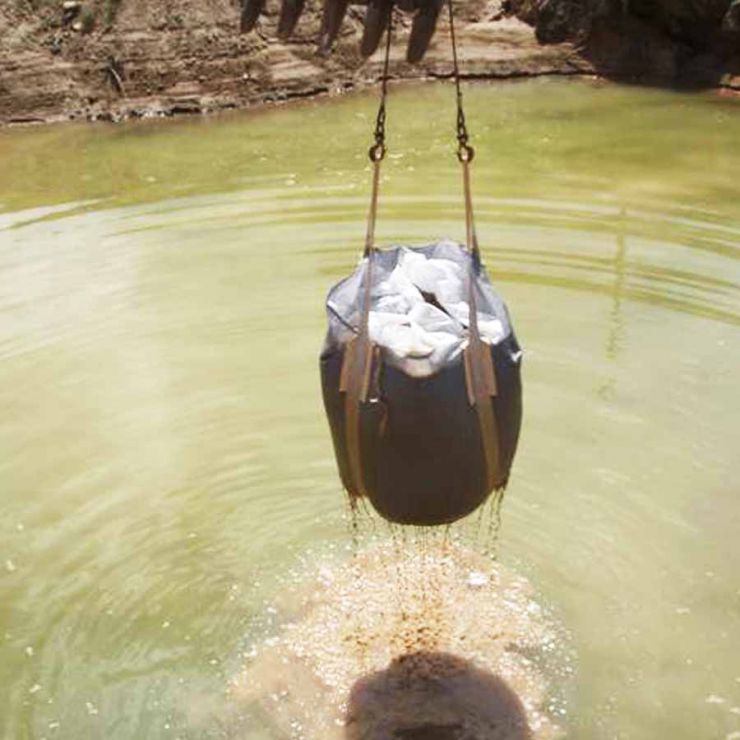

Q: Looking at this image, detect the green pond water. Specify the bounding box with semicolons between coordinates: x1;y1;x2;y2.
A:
0;78;739;739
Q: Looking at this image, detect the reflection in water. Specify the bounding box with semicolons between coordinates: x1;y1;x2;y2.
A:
606;209;628;363
232;538;570;738
599;207;628;401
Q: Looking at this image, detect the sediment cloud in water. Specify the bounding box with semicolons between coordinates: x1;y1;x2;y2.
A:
231;538;572;738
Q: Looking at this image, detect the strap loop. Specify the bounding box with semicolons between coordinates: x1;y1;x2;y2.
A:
368;142;386;162
457;143;474;163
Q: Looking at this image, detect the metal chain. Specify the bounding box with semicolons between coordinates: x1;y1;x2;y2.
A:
368;8;393;164
364;1;477;258
447;0;479;259
364;6;393;256
447;0;474;164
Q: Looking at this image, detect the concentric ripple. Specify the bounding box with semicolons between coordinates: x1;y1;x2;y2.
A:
0;79;739;740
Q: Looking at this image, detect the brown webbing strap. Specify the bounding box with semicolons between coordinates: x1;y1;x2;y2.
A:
463;293;500;491
340;333;373;498
461;155;477;260
448;0;500;490
447;0;479;262
364;5;392;258
343;2;500;498
364;160;383;259
341;6;393;499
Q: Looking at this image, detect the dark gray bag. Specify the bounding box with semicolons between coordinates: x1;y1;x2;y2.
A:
320;240;522;526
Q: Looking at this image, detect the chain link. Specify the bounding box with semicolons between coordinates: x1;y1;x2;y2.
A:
447;0;474;163
368;6;393;163
364;0;477;256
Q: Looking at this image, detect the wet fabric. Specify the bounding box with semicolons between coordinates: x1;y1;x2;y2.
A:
320;240;523;526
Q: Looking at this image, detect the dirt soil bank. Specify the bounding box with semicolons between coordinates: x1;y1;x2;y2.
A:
0;0;737;126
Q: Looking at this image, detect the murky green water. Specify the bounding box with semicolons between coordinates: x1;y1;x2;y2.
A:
1;78;739;739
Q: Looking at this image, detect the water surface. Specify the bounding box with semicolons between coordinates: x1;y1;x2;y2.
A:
1;78;739;739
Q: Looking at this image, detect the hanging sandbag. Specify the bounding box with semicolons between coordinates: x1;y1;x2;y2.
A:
319;0;522;526
320;241;522;526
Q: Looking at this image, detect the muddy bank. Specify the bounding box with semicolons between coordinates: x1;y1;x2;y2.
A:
0;0;590;125
510;0;740;87
1;0;738;126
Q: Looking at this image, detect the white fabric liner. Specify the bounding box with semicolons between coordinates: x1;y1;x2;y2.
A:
367;248;504;369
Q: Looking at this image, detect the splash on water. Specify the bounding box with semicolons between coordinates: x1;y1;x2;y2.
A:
231;531;572;739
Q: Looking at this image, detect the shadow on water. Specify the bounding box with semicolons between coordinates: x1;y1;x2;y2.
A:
345;651;532;740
